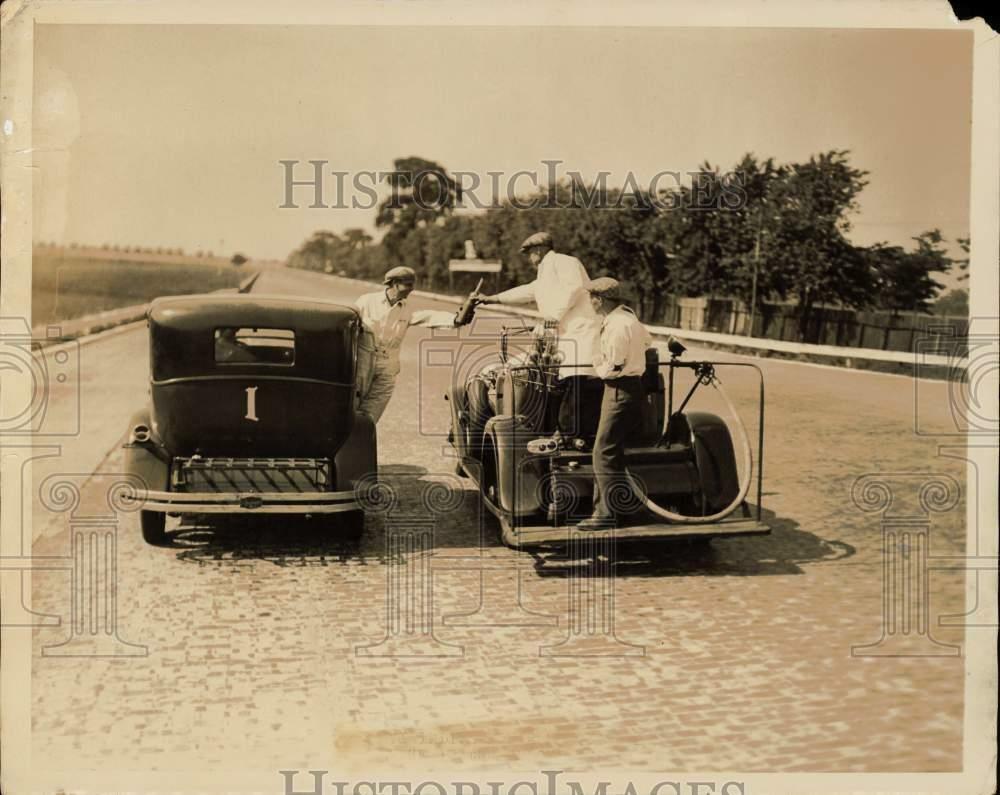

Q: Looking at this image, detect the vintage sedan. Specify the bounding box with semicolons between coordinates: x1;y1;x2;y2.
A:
124;293;376;545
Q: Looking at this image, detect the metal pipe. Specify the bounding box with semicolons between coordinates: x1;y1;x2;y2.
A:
673;375;702;416
748;208;762;336
757;371;765;522
504;359;766;524
627;373;753;523
667;359;675;428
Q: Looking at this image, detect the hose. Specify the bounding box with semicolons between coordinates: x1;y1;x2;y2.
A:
626;374;753;524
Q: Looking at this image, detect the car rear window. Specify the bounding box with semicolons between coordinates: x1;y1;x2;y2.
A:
214;327;295;366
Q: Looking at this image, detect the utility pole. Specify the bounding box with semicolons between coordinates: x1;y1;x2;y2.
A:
748;206;763;337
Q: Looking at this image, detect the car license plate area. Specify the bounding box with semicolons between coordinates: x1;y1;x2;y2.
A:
171;457;330;493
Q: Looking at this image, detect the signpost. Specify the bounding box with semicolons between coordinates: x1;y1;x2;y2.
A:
448;240;501;294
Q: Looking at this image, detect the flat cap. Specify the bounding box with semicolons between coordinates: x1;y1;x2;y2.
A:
383;265;417;284
586;277;621;300
519;231;553;253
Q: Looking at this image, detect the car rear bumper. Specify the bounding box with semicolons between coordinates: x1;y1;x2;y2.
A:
131;488;360;514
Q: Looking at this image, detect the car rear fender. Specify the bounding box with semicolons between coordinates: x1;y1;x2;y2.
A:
123;408;169;494
334;411;378;491
448;384;469;457
485;415;545;516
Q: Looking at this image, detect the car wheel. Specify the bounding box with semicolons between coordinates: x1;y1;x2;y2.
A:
340;509;365;542
140;511;167;546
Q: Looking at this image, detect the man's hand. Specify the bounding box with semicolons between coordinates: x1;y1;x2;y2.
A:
471;292;499;305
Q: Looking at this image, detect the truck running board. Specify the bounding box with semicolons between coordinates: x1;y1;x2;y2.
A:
510;515;770;546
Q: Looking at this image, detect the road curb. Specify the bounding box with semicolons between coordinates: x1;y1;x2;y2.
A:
31;303;149;350
29;277;263;352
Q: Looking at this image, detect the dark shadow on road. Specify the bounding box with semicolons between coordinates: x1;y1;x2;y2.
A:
163;470;853;578
166;467;484;566
168;515;387;567
525;508;856;578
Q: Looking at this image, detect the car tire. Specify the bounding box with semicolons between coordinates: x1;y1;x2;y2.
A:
340;510;365;542
140;511;167;546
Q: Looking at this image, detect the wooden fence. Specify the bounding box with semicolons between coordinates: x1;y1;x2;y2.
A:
635;296;967;354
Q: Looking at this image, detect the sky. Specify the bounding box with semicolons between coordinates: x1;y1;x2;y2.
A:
33;24;973;278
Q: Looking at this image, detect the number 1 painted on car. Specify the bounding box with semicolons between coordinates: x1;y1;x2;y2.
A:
245;386;259;422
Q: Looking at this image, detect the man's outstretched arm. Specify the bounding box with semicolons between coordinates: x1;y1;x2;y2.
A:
410;308;462;328
473;280;537;306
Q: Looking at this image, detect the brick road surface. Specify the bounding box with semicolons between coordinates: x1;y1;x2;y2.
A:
23;268;974;784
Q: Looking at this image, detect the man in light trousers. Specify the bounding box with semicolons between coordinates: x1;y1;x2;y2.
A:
577;277;654;530
355;266;463;423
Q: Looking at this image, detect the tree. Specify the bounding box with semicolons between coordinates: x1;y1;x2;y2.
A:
375;156;461;264
654;155;788;305
746;151;871;339
954;236;970;282
645;150;873;339
231;253;248;267
867;230;949;314
342;228;373;250
287;230;354;273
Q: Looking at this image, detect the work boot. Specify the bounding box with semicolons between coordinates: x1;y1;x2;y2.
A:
575;514;617;531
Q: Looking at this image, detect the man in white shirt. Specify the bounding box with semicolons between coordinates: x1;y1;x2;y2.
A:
355;266;462;423
472;231;600;375
577;277;654;530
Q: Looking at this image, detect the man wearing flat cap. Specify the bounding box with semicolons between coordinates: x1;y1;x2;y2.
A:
578;276;654;530
472;231;600;375
355;266;466;423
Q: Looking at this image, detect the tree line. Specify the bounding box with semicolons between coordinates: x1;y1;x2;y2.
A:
286;151;969;333
36;241;250;266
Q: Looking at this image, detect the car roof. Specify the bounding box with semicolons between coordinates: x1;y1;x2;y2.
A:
148;293;358;331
